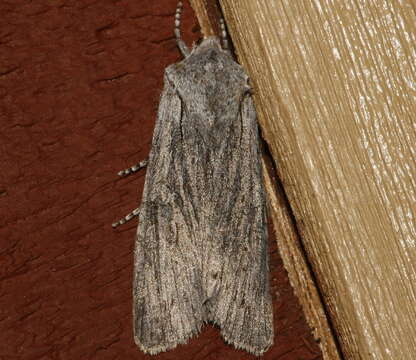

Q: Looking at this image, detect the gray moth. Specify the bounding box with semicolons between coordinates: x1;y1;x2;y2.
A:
113;1;273;356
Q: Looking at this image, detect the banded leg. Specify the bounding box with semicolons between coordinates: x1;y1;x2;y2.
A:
118;158;148;177
112;207;141;228
174;1;190;57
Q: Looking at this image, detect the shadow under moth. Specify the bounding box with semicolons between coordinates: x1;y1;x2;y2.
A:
113;1;273;356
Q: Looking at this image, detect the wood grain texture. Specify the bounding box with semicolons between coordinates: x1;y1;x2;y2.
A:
196;0;416;359
262;158;341;360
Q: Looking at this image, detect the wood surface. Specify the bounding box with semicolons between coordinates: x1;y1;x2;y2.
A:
0;0;322;359
190;0;416;359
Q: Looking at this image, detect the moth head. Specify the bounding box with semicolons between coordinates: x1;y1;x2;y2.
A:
194;36;222;52
174;2;231;58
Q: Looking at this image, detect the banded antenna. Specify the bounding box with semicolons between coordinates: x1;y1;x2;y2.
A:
174;2;190;57
219;18;231;54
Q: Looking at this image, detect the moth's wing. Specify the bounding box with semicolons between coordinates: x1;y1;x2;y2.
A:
211;94;274;355
132;70;204;354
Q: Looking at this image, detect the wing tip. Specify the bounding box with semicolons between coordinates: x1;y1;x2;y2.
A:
134;326;203;355
221;331;274;356
134;320;273;355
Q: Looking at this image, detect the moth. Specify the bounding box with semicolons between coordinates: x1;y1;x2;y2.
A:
113;1;273;355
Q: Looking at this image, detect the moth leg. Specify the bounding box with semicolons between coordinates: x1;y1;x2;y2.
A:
112;207;140;228
174;1;190;58
117;158;148;177
219;18;231;55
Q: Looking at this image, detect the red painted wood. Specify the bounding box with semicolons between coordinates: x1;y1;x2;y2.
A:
0;1;322;359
